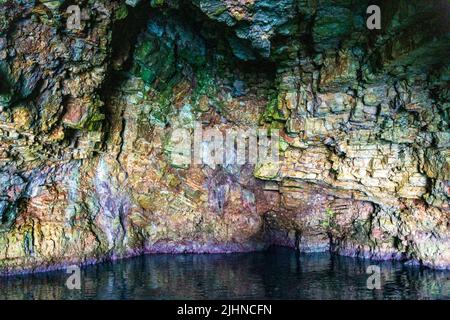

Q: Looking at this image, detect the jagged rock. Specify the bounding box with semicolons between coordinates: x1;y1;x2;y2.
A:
0;0;449;274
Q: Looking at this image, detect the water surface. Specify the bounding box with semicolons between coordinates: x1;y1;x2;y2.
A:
0;247;448;299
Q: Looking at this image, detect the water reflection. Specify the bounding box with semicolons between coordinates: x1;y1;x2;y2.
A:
0;247;448;300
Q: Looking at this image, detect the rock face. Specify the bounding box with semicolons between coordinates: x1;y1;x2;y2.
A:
0;0;448;274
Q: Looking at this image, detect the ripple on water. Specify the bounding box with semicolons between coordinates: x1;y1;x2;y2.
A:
0;247;449;300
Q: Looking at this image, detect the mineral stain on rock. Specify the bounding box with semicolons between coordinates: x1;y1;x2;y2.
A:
0;0;449;275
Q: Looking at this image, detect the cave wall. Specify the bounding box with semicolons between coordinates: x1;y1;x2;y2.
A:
0;0;448;274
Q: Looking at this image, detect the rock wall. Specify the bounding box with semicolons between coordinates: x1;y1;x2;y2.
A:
0;0;448;274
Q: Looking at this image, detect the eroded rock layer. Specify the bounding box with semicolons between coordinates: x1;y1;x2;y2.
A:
0;0;449;274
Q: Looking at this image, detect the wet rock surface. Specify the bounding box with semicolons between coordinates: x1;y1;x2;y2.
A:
0;0;449;274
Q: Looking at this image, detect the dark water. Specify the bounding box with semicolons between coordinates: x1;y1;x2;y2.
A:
0;247;449;300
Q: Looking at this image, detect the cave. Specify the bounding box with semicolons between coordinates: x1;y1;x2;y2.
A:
0;0;448;300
